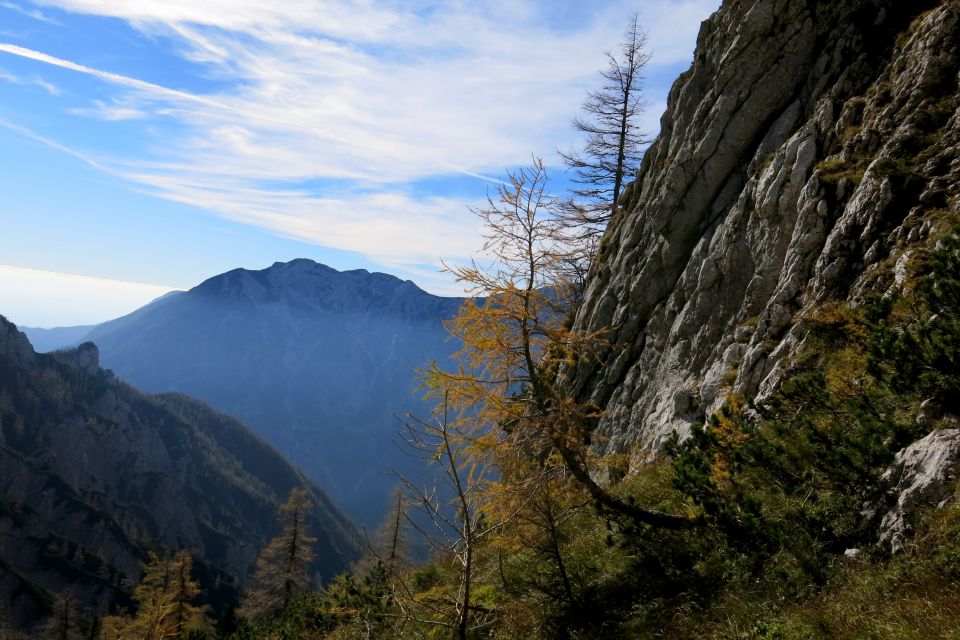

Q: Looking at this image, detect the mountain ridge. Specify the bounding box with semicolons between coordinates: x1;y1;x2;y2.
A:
21;260;456;350
0;315;361;628
50;260;467;527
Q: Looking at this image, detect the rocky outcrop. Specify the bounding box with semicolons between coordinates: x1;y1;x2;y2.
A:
0;321;34;366
875;429;960;553
50;341;101;376
571;0;960;460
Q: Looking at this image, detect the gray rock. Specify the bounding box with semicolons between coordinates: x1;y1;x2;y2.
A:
74;341;100;375
0;317;35;366
569;1;960;462
876;429;960;554
916;398;941;429
50;341;100;375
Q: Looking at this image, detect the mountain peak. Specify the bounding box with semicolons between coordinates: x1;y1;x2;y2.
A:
80;260;465;526
189;260;449;314
265;259;402;284
269;258;336;272
0;315;36;366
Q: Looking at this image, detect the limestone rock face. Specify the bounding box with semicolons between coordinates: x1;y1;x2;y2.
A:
876;429;960;553
571;0;960;459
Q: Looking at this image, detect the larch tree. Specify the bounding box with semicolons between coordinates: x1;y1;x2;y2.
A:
368;487;410;577
425;158;689;530
0;623;24;640
559;13;651;246
488;462;587;610
97;615;126;640
169;550;204;638
395;394;502;640
123;550;206;640
351;487;411;598
239;487;316;619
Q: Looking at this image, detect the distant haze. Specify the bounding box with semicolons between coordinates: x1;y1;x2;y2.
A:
72;259;466;528
0;264;178;327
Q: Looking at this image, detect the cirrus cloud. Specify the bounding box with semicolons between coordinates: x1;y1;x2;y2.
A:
3;0;720;291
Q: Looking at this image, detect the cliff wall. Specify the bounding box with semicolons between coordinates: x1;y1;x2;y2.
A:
571;0;959;459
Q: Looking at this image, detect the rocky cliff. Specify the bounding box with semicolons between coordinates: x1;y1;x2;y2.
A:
571;0;959;461
0;317;360;628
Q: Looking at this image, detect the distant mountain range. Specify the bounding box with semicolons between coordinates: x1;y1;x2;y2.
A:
23;260;466;528
0;316;360;628
18;324;98;353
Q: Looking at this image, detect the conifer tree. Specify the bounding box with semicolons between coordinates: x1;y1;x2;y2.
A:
384;490;407;573
124;551;206;640
397;395;500;640
427;158;689;530
0;604;25;640
169;551;203;639
869;226;960;413
39;594;79;640
97;616;126;640
365;488;410;577
559;13;650;246
239;487;317;619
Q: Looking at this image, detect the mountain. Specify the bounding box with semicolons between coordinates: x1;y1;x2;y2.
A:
18;325;96;354
20;292;186;354
77;259;466;527
0;316;360;629
7;1;957;635
569;0;957;457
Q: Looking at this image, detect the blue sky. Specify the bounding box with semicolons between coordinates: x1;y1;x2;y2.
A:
0;0;721;327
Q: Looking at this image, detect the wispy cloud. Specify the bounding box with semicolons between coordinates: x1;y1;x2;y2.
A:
69;99;148;121
1;1;60;25
122;170;486;271
0;64;58;94
0;115;113;172
0;42;242;107
4;0;720;289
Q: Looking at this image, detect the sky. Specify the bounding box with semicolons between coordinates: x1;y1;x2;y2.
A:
0;0;721;327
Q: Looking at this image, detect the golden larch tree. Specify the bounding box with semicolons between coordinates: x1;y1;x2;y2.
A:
239;487;316;619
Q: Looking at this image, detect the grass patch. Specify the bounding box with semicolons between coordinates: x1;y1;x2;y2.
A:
816;157;866;184
777;498;960;639
871;156;914;180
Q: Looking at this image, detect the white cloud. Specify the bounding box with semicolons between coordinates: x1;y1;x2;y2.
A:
122;170;486;268
0;42;243;107
0;264;178;327
3;0;720;290
0;64;59;94
0;115;116;172
69;99;149;120
1;1;60;24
